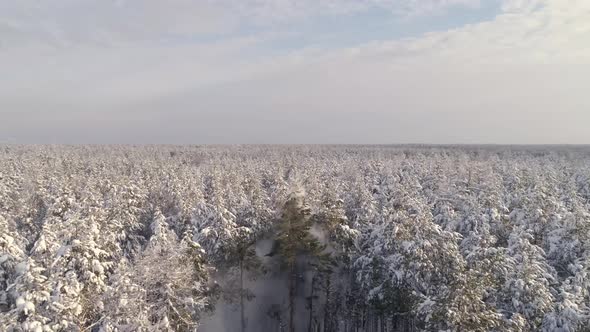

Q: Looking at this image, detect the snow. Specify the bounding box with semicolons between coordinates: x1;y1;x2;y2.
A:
1;145;590;331
15;261;27;275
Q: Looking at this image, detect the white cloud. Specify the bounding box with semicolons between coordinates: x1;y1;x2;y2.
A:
362;0;590;66
0;0;483;47
225;0;482;23
0;0;236;47
0;0;589;143
501;0;544;13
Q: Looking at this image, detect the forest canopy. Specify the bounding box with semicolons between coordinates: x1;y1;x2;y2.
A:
1;145;590;331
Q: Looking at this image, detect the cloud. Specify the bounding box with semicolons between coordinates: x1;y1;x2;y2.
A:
226;0;482;23
0;0;483;48
0;0;237;47
362;0;590;66
0;0;589;143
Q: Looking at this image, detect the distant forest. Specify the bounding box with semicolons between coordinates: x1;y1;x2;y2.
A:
1;145;590;332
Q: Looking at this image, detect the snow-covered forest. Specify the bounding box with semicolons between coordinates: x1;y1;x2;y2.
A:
1;145;590;332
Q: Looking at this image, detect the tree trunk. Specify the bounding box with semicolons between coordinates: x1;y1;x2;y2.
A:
240;259;246;332
289;264;296;332
308;275;315;332
323;277;331;332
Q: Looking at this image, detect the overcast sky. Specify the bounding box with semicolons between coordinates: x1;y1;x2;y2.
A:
1;0;589;144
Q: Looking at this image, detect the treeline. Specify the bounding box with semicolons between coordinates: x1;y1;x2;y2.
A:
1;145;590;331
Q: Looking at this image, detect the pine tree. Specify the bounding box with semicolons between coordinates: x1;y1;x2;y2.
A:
274;188;325;332
504;229;556;330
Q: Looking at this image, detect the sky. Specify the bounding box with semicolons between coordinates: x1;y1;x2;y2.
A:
0;0;589;144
